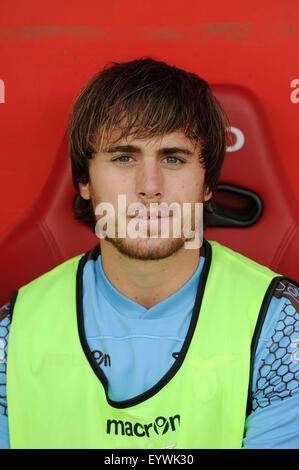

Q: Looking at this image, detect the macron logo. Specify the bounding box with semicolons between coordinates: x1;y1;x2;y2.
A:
107;415;180;438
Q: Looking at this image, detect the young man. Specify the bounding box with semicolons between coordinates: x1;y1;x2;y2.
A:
0;58;298;449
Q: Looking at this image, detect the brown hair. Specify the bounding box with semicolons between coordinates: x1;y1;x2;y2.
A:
68;58;230;229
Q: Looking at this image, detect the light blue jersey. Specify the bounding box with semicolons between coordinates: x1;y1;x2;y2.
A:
82;256;204;402
0;254;298;448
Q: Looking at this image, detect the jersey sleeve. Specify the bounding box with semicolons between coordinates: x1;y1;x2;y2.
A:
0;303;11;449
243;279;299;449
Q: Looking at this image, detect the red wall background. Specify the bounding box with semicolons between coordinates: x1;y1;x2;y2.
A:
0;0;298;239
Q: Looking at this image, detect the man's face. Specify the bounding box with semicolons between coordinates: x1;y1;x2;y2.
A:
79;130;212;260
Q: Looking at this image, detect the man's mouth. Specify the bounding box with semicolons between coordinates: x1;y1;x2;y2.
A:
129;210;173;220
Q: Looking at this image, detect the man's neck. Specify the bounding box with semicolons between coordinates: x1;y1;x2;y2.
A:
100;242;201;309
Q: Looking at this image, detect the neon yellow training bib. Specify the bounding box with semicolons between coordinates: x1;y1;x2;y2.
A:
7;240;280;449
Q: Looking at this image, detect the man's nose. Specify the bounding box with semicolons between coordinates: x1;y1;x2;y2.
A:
135;160;163;201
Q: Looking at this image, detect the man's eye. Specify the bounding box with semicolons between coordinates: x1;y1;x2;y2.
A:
112;155;133;164
164;156;185;165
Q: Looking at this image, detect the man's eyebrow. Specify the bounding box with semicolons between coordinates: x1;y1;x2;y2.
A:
158;147;194;156
104;145;194;155
104;145;141;153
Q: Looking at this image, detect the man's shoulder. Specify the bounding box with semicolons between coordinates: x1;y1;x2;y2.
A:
0;303;11;324
29;244;101;286
17;250;89;297
272;278;299;308
208;239;281;279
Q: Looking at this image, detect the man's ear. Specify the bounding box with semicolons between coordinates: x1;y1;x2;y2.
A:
204;187;212;202
79;181;91;200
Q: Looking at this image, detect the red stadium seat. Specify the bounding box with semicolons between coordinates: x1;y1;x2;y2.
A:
0;85;298;306
205;85;299;280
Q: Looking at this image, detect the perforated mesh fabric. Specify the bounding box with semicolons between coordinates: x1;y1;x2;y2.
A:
0;304;11;417
252;280;299;411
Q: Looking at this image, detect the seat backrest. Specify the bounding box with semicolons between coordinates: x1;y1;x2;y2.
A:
205;85;298;279
0;84;298;305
